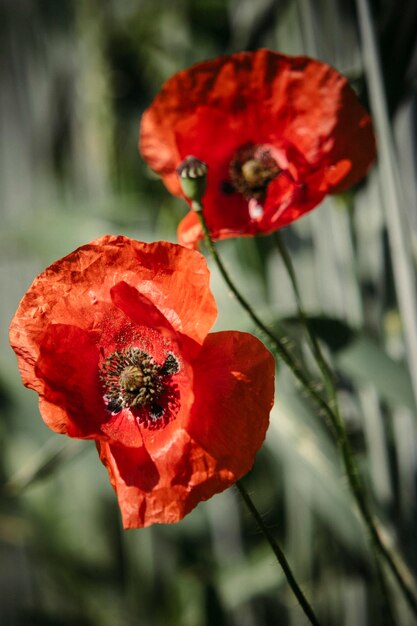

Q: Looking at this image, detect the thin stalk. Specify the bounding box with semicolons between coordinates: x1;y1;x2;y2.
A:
372;552;398;626
273;230;417;616
273;231;395;624
273;231;337;409
338;426;417;617
193;207;335;429
236;480;321;626
195;207;417;617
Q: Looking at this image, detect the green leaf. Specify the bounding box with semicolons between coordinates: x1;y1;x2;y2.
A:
336;334;416;411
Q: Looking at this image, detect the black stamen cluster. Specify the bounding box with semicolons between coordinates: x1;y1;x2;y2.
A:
100;347;180;419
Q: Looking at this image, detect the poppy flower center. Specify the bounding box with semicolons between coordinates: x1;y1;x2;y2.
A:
229;144;281;201
100;347;180;420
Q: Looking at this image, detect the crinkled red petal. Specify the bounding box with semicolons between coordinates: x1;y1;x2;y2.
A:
110;281;177;338
97;432;234;528
187;331;274;474
35;324;107;438
9;236;217;388
97;330;274;528
10;298;130;439
109;280;200;358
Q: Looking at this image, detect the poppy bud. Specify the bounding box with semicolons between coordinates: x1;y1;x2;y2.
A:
177;155;207;209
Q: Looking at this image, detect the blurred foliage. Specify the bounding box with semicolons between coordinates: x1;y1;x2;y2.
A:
1;0;417;624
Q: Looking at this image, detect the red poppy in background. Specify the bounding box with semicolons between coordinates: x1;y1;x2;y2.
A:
9;236;274;529
139;49;376;247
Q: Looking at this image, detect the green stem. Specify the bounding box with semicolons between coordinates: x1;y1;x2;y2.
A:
236;481;321;626
372;551;398;626
273;231;417;617
272;232;337;408
196;208;417;618
194;208;335;430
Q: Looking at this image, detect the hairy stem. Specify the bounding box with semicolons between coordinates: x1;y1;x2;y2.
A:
194;207;336;429
196;208;417;617
273;230;417;616
272;231;337;407
236;480;321;626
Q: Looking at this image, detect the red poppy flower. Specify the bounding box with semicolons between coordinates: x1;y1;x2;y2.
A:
139;49;376;247
9;235;274;528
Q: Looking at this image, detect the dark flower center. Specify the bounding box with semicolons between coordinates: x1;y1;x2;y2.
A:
229;143;281;201
100;347;180;420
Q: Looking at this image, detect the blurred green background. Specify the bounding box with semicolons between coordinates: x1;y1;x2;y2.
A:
1;0;417;624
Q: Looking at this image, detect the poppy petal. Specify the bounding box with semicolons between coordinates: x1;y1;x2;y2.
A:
187;330;275;475
97;429;236;528
10;237;217;378
110;281;177;338
34;324;107;438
